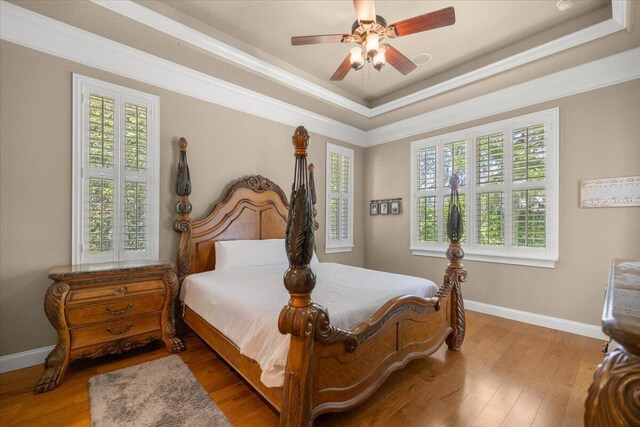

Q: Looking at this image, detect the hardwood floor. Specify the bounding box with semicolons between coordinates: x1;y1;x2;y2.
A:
0;311;603;427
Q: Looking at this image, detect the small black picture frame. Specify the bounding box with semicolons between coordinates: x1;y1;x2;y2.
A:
370;201;378;215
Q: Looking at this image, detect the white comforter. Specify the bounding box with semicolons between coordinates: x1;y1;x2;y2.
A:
180;262;438;387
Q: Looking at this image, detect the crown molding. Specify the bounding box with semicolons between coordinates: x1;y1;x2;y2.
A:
365;47;640;146
1;1;638;150
0;0;367;146
91;0;628;118
89;0;371;117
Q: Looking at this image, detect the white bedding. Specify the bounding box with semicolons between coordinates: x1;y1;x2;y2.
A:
180;262;438;388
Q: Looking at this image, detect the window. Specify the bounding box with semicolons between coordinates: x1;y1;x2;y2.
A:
72;74;159;264
410;108;558;268
325;143;354;253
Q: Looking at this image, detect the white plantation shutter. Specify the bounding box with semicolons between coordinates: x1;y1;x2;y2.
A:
415;145;439;242
511;124;547;248
474;131;505;247
411;108;558;268
326;143;354;253
73;75;159;264
413;140;468;246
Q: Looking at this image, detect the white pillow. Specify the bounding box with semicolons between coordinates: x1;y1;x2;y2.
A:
215;239;320;270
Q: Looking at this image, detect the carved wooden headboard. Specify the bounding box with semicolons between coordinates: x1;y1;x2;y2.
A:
173;139;290;281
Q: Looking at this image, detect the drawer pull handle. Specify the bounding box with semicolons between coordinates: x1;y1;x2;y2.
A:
106;323;133;335
106;304;133;315
113;286;127;295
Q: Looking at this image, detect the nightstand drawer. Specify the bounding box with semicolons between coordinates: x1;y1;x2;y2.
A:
66;293;165;326
71;315;161;349
66;280;164;305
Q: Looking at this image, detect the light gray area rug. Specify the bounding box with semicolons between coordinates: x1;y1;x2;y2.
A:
89;355;231;427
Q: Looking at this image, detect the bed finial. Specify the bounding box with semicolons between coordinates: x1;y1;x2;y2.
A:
292;125;309;156
442;172;467;351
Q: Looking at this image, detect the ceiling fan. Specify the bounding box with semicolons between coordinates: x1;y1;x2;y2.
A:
291;0;456;81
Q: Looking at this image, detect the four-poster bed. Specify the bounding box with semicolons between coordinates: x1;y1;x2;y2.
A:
173;128;468;426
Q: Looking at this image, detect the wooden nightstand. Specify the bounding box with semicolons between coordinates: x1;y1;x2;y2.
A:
35;260;186;394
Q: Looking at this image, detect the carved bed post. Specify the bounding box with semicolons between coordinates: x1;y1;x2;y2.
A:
278;127;317;427
173;137;192;335
441;173;468;351
308;163;319;231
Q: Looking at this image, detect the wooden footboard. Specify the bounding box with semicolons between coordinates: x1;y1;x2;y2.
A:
311;295;451;417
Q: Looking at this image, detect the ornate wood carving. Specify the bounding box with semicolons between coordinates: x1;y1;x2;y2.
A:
34;343;67;394
231;175;289;206
308;164;319;231
44;283;70;331
585;347;640;426
79;336;159;359
161;270;186;353
358;302;437;345
163;270;179;302
278;126;318;427
35;283;71;394
440;175;468;351
174;137;193;283
36;261;178;394
585;259;640;426
313;304;357;352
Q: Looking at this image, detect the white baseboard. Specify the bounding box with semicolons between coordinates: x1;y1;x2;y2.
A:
465;300;607;340
0;344;54;374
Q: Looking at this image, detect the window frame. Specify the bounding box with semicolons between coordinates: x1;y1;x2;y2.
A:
325;143;354;254
410;108;559;268
72;74;160;264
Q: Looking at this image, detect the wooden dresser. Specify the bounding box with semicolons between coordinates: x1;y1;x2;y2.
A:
585;259;640;426
35;260;185;394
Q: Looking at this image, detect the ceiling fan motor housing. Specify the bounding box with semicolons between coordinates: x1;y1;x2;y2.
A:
351;15;388;44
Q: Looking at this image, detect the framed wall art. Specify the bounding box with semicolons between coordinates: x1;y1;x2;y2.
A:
580;176;640;208
369;201;378;215
390;200;401;214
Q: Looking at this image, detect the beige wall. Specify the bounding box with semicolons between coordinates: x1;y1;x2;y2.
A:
0;41;365;356
364;79;640;326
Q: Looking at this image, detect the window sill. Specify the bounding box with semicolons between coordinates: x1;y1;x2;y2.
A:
325;246;354;254
410;247;557;268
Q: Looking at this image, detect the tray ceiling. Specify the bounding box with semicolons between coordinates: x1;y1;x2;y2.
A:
159;0;610;102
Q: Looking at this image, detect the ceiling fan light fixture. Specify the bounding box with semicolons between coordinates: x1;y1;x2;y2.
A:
365;33;380;59
373;45;386;71
291;2;456;81
350;46;365;70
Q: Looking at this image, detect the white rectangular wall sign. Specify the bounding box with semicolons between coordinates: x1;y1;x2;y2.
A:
580;176;640;208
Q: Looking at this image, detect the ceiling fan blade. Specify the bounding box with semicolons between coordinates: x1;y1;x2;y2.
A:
291;34;349;46
330;55;352;81
389;7;455;37
353;0;376;22
385;45;417;75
